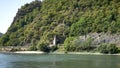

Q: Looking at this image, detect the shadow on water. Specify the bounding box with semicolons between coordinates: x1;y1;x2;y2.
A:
0;53;120;68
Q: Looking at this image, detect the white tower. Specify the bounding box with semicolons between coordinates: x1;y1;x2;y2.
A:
53;35;56;46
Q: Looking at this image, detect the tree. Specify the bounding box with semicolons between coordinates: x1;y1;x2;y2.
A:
64;37;76;51
53;23;69;36
70;17;86;36
37;42;50;52
0;35;9;46
97;44;119;54
29;45;37;51
2;0;120;48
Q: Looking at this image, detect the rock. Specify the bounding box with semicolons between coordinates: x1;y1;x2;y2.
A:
79;33;120;47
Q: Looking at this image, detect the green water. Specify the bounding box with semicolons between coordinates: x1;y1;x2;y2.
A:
0;53;120;68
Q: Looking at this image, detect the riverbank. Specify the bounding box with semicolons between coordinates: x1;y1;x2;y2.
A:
51;51;120;55
13;51;45;54
1;51;120;55
0;51;45;54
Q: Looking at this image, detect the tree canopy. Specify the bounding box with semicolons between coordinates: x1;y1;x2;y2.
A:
1;0;120;48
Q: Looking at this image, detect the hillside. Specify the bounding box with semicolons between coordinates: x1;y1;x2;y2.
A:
0;32;3;36
0;0;120;52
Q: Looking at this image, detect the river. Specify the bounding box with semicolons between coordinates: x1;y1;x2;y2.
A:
0;53;120;68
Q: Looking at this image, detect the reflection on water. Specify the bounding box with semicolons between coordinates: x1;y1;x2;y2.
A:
0;53;120;68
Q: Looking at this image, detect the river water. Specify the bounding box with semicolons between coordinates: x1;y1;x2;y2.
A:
0;53;120;68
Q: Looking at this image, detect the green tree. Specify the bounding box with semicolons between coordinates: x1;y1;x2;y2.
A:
37;42;50;52
70;17;86;36
29;45;37;51
0;35;9;46
97;44;119;54
64;37;76;51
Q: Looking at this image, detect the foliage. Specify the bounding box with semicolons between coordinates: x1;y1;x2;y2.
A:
50;46;58;52
0;0;120;53
64;37;76;51
97;44;119;54
37;42;50;52
28;45;37;51
53;23;69;36
70;17;87;36
0;35;9;46
74;37;94;51
0;32;3;36
64;37;94;52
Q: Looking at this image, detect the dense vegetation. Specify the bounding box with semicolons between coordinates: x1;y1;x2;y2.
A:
64;37;94;52
0;32;3;36
0;0;120;53
97;44;119;54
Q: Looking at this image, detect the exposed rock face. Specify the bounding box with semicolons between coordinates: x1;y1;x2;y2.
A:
79;33;120;47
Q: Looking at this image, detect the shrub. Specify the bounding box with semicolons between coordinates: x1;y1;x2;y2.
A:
37;42;50;52
64;37;95;52
50;46;58;52
107;44;119;54
64;37;75;51
28;45;37;51
97;44;108;54
77;37;94;51
72;37;94;52
97;44;119;54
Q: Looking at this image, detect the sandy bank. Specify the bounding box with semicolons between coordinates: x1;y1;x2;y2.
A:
1;51;120;55
51;52;101;55
51;52;120;55
13;51;45;54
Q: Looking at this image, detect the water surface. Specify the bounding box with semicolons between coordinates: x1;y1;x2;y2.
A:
0;53;120;68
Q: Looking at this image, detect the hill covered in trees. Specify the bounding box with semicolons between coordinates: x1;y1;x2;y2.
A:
0;0;120;53
0;32;3;36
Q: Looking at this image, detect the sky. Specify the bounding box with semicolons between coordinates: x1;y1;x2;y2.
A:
0;0;35;33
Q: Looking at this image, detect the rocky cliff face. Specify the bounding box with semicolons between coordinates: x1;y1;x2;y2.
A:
78;33;120;47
